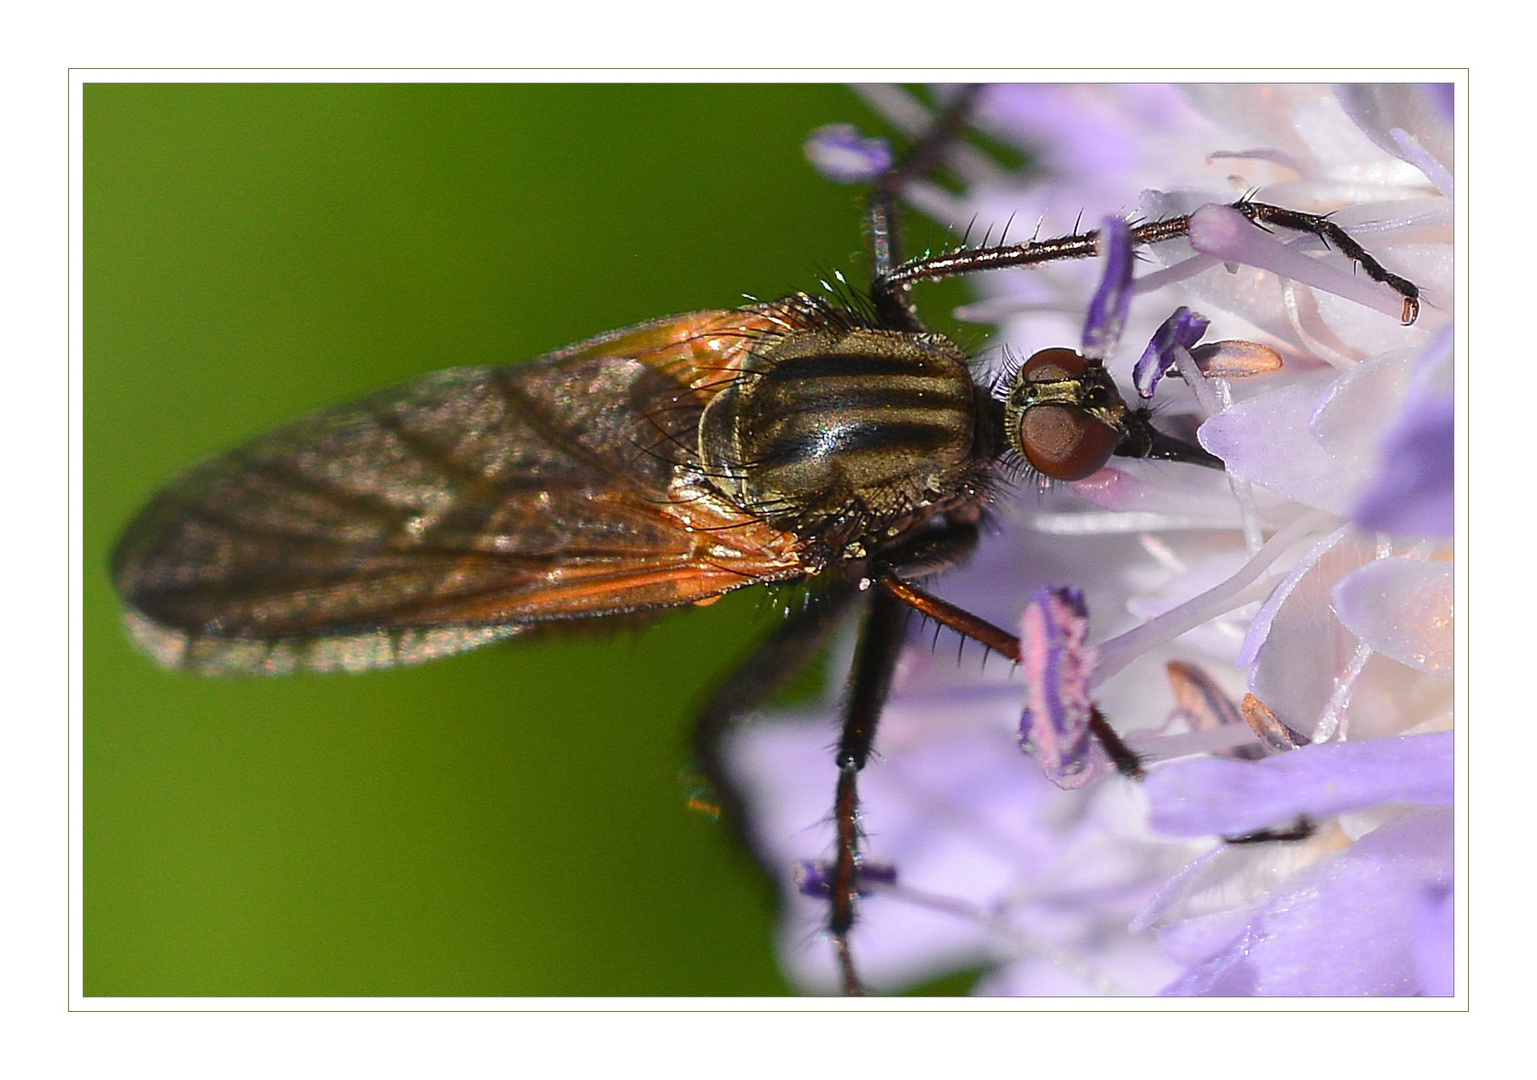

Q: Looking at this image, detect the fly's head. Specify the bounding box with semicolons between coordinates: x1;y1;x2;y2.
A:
998;347;1134;482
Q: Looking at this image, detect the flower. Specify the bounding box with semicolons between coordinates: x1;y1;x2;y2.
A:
722;83;1454;996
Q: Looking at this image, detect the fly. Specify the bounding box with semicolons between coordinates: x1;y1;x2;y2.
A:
109;86;1422;995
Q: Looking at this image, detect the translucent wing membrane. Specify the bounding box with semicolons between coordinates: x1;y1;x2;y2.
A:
112;309;820;674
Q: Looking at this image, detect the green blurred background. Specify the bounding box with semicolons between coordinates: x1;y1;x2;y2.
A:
85;82;985;998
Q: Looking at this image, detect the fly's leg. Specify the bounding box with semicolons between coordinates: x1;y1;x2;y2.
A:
1137;200;1421;324
692;579;865;888
874;199;1421;325
692;575;910;996
864;84;986;331
1222;815;1318;845
818;519;991;995
872;569;1145;779
826;519;1157;993
826;584;908;995
1222;202;1419;323
691;570;923;997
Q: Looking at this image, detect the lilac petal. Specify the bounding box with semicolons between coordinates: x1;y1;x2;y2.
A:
1413;884;1455;996
1310;349;1419;470
1065;463;1250;529
976;937;1184;997
1236;521;1350;669
1018;587;1104;789
1332;557;1454;676
1352;328;1455;538
1351;397;1454;538
1425;83;1455;123
1187;203;1413;323
1337;83;1455;195
1245;523;1439;743
1080;217;1134;361
803;123;894;184
1390;128;1455;200
1150;901;1259;970
1145;730;1452;838
1199;370;1371;515
979;84;1202;187
1160;806;1453;996
1132;307;1211;398
1130;840;1321;955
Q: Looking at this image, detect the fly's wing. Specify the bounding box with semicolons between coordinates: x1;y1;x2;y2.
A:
112;308;816;675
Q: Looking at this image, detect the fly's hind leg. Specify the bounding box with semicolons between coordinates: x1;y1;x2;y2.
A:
826;584;908;995
823;517;1165;995
692;573;911;998
819;520;989;995
691;579;865;902
873;566;1147;780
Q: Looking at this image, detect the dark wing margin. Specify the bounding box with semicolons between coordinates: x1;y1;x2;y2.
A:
112;310;817;675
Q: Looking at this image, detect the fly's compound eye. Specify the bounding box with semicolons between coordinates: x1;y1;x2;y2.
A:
1019;347;1089;384
1003;348;1126;482
1017;403;1121;480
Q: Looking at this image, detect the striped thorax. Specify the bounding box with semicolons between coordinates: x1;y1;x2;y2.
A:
698;326;978;556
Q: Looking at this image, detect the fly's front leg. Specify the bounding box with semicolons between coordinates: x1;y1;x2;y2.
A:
877;198;1421;325
864;85;985;331
1134;200;1421;324
1247;201;1422;323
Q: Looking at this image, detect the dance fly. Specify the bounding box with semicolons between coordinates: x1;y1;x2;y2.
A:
108;86;1421;994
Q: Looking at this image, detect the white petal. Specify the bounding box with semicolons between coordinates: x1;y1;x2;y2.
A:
1332;557;1454;676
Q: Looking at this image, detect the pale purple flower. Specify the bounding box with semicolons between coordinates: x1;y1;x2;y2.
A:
731;84;1455;997
803;123;894;184
1352;326;1455;538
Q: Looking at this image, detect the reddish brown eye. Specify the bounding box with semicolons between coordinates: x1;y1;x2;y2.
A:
1018;404;1120;481
1010;347;1121;479
1020;347;1090;383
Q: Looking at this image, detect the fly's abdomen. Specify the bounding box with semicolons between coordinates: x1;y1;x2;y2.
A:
698;327;978;546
